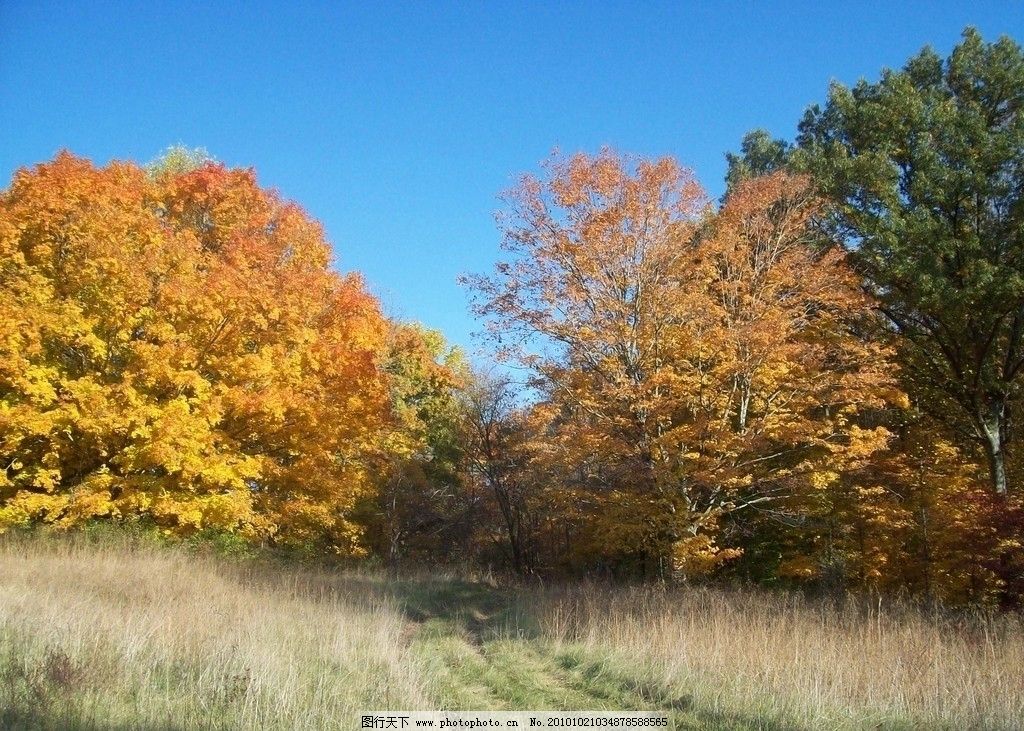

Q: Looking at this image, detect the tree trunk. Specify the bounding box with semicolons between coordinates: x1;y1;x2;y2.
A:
980;411;1008;496
492;481;525;575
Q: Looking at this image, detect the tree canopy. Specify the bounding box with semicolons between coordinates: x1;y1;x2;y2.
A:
796;28;1024;495
467;151;901;576
0;152;394;551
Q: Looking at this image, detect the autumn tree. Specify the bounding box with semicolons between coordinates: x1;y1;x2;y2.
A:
362;322;469;565
796;28;1024;495
856;417;1023;604
146;145;215;178
758;410;1024;605
0;152;393;553
467;151;900;576
459;371;539;575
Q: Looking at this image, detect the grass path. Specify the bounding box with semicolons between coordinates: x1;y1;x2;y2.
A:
388;578;785;730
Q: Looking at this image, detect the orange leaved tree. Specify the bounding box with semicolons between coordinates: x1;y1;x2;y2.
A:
467;150;901;576
0;152;392;552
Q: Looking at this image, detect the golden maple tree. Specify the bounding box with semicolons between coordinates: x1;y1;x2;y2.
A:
0;152;392;552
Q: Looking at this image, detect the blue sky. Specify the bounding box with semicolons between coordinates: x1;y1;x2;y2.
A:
2;1;1022;358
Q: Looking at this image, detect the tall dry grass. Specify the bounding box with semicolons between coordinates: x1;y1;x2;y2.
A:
2;533;1022;729
0;534;428;729
533;582;1024;729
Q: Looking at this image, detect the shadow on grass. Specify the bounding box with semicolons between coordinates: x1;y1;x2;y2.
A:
0;708;187;731
232;566;541;643
388;577;540;643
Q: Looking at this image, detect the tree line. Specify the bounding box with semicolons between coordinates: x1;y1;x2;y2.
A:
1;28;1022;605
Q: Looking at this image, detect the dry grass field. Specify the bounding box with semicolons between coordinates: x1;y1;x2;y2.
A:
1;533;1021;730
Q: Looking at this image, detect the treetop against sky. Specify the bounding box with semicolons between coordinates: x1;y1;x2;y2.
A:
1;1;1022;354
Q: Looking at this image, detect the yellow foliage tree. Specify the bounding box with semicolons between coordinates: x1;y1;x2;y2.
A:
0;152;392;552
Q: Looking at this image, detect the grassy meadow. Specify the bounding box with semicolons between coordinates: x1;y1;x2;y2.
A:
0;533;1021;730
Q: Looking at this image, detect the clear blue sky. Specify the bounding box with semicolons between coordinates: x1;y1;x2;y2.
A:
2;1;1022;357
